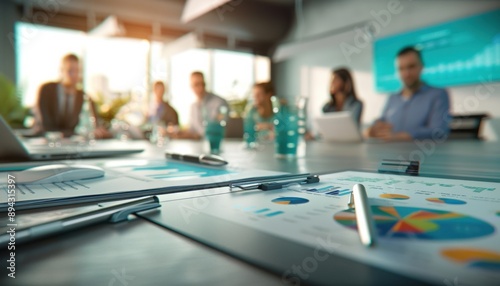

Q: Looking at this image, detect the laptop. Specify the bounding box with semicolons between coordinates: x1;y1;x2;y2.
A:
314;111;363;143
0;116;143;161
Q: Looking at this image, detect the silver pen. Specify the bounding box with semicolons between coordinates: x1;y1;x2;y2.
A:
165;151;228;166
0;196;160;246
350;184;377;247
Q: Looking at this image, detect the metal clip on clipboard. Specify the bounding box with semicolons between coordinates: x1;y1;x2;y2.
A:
230;175;320;191
378;160;420;175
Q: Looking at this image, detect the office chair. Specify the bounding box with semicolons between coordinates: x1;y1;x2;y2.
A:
448;113;489;140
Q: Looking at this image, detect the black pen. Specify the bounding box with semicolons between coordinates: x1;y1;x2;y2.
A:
165;151;228;166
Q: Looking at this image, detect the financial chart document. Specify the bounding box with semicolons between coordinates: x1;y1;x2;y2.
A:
151;171;500;285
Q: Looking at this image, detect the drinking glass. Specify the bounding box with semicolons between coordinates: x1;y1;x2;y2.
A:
272;96;307;158
204;106;228;154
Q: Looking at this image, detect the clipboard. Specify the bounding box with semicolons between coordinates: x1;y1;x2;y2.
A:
0;159;301;211
138;169;500;286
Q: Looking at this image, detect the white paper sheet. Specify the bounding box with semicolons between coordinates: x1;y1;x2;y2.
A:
0;159;281;210
179;171;500;285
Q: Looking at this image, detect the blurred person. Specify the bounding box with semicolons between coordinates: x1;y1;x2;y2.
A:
34;54;111;138
245;82;275;140
171;71;228;139
148;81;179;126
322;67;363;124
367;46;450;141
246;82;314;141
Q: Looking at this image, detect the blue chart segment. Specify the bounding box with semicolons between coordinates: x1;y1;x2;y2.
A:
332;189;351;196
233;206;284;217
272;197;309;205
265;211;284;217
126;161;231;180
252;208;283;217
306;186;337;193
426;198;467;205
334;206;495;240
305;186;351;196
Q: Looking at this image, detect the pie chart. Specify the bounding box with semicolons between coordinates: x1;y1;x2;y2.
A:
379;194;410;200
441;248;500;271
334;206;494;240
272;197;309;205
426;197;467;205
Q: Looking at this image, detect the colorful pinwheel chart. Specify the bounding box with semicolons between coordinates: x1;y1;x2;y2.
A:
334;206;494;240
272;197;309;205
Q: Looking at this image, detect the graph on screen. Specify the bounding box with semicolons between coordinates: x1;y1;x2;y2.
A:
374;9;500;92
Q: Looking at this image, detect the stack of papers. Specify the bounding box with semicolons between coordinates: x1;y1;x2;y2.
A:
0;159;282;210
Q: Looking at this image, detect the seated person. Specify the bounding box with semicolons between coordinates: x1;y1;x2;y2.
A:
245;82;275;140
322;67;363;124
34;54;110;138
148;81;179;127
170;71;228;139
367;46;450;141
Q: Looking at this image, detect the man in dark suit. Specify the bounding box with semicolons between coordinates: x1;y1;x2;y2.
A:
149;81;179;126
35;54;110;138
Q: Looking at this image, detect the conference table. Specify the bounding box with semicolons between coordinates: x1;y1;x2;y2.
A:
1;139;499;285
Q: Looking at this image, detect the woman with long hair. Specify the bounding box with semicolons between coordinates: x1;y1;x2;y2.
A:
322;67;363;124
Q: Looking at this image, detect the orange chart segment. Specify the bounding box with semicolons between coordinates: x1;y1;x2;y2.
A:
392;220;427;233
441;248;500;271
378;206;402;218
380;194;410;200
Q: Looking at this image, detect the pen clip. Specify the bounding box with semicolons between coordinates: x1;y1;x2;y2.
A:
109;201;161;223
260;175;320;191
199;154;228;166
348;191;355;209
231;175;320;191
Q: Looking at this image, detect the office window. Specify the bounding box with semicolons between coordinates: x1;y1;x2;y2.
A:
141;40;170;124
169;49;270;127
16;23;150;107
212;49;254;101
84;36;150;124
16;23;85;107
150;40;169;88
169;49;211;127
254;55;271;84
16;22;271;128
85;37;149;96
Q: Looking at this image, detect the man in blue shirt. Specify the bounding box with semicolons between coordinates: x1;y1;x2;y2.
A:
169;71;228;139
367;47;450;141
